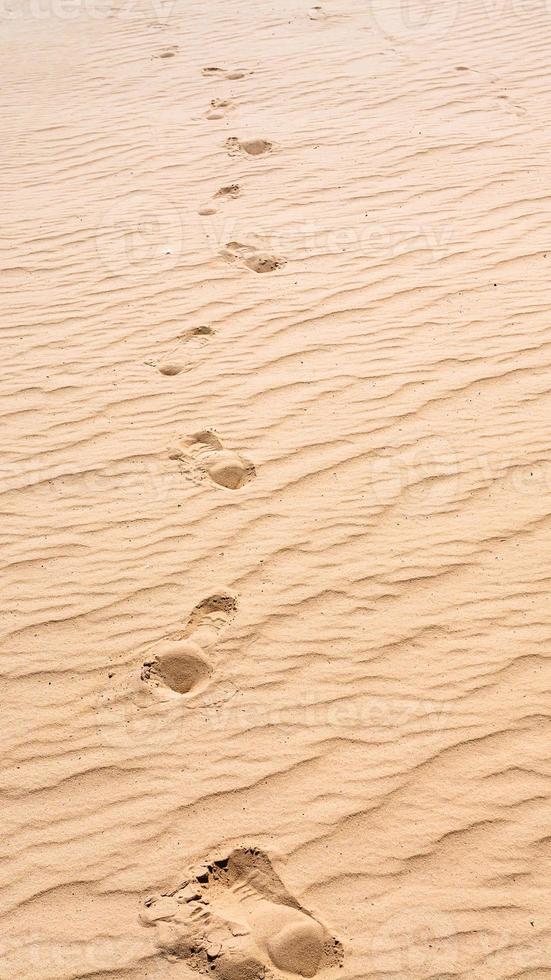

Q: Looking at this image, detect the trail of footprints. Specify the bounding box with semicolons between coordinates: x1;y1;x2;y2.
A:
197;67;282;267
219;132;281;270
133;53;340;980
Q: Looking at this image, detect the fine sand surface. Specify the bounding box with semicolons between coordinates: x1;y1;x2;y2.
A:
2;1;551;977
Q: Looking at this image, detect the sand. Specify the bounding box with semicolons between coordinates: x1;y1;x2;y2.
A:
2;0;551;977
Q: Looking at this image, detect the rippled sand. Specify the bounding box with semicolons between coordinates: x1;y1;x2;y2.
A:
2;0;551;977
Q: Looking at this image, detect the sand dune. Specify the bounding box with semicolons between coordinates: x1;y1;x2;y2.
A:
2;0;551;977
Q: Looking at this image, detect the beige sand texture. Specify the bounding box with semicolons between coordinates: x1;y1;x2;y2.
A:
1;0;551;977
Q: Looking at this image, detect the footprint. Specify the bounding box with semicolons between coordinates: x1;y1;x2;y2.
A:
222;241;286;275
225;137;273;157
154;46;178;59
199;185;240;215
142;643;210;695
146;357;188;376
141;593;237;697
146;326;214;376
180;325;214;340
169;430;256;490
207;98;234;120
141;847;343;979
494;92;527;117
202;67;252;80
215;184;241;200
453;65;527;117
157;363;185;376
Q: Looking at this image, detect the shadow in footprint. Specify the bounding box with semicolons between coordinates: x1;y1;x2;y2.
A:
202;67;252;80
170;430;256;490
141;847;343;978
141;593;237;698
157;363;184;376
154;46;178;59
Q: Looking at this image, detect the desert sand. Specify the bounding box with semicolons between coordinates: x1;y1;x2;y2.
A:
2;0;551;977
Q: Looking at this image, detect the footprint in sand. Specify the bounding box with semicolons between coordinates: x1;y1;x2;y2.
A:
169;430;256;490
198;185;241;216
215;184;241;200
207;98;235;120
202;67;252;80
141;593;237;697
154;46;178;59
141;847;343;979
222;241;286;275
145;325;214;376
453;65;527;117
494;92;527;117
225;137;273;157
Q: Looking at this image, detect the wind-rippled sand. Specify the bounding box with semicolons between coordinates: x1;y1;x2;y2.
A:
2;0;551;977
